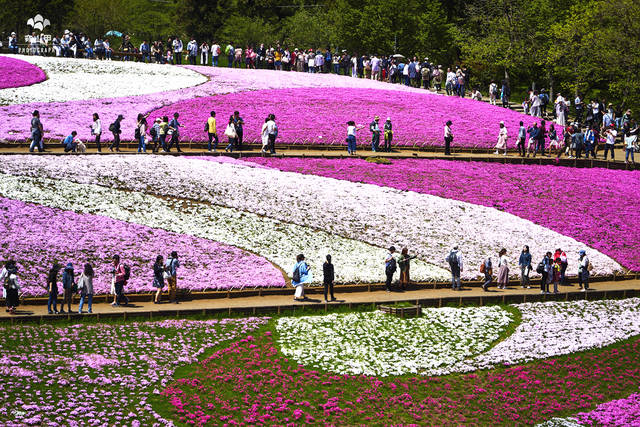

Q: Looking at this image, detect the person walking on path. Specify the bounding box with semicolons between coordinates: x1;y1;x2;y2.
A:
111;255;129;307
369;116;381;152
551;256;562;293
292;254;311;301
494;121;508;155
224;115;237;152
47;263;61;314
29;110;44;153
60;263;75;314
233;111;244;150
136;114;147;153
1;261;20;314
266;114;278;154
159;116;169;152
518;245;532;289
517;121;526;157
91;113;102;152
624;124;638;165
446;245;463;290
168;113;183;152
165;251;180;304
383;117;393;152
77;263;94;314
152;255;165;304
497;248;509;289
346;121;358;155
261;117;270;153
398;247;417;291
480;257;492;291
444;120;453;155
109;114;124;152
603;124;617;160
384;246;397;292
206;111;218;152
578;250;591;291
323;254;335;302
539;252;552;294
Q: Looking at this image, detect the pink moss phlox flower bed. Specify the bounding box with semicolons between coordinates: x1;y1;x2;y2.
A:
575;392;640;425
160;332;640;425
0;198;285;296
0;64;428;142
0;56;46;89
246;157;640;271
150;87;538;148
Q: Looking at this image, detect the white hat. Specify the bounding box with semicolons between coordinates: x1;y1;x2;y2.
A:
499;121;505;125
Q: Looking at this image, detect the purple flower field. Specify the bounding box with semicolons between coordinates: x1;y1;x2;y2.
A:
0;56;46;90
0;197;285;296
150;88;538;148
574;392;640;425
246;157;640;271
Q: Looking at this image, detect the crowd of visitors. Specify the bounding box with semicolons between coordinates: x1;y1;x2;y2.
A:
446;245;592;294
1;251;182;315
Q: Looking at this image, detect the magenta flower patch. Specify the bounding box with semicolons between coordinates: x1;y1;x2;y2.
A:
150;87;538;148
0;56;46;90
0;197;285;296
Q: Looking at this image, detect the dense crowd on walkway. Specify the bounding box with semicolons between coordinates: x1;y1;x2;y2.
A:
2;240;596;314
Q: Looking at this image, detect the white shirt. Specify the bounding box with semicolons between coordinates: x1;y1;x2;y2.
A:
606;129;617;145
499;255;509;268
531;94;541;107
499;126;508;139
446;71;456;84
347;125;356;136
266;120;277;135
211;44;220;56
444;125;452;138
92;119;101;135
173;39;183;53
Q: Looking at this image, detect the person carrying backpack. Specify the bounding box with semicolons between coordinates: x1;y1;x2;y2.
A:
446;246;463;290
480;257;492;291
165;251;180;304
60;263;77;314
537;252;552;294
370;116;381;152
384;246;397;292
109;115;124;152
518;245;532;288
292;254;311;301
111;254;129;307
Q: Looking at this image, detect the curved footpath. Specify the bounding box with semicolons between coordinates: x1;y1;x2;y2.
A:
0;145;635;170
2;279;639;323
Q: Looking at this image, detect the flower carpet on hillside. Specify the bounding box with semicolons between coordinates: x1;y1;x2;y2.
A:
0;317;267;426
276;306;513;376
0;55;536;148
0;155;620;280
0;172;446;285
276;298;640;377
248;157;640;272
161;305;640;425
150;87;536;147
0;197;284;296
0;56;46;90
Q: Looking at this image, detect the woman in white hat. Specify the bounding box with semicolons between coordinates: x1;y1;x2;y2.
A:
494;121;508;155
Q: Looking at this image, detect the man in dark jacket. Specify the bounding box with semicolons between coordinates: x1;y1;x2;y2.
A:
323;255;335;302
109;114;124;152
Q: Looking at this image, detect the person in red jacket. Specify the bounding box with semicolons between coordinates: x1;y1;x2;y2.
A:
111;254;129;307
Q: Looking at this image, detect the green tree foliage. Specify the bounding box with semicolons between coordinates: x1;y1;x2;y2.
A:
548;0;640;110
216;15;277;47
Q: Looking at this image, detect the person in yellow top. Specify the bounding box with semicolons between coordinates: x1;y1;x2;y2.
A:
206;111;218;152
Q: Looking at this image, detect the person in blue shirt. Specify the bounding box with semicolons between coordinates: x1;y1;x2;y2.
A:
518;245;532;288
517;121;527;157
233;111;244;150
62;131;78;152
167;113;182;152
584;126;597;158
526;122;539;157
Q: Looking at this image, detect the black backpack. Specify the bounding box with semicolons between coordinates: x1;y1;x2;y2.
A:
385;257;397;275
123;264;131;281
447;250;459;270
292;264;302;282
536;260;545;274
109;122;116;133
150;126;157;138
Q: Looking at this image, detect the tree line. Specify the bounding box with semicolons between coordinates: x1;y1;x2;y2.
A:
2;0;639;111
